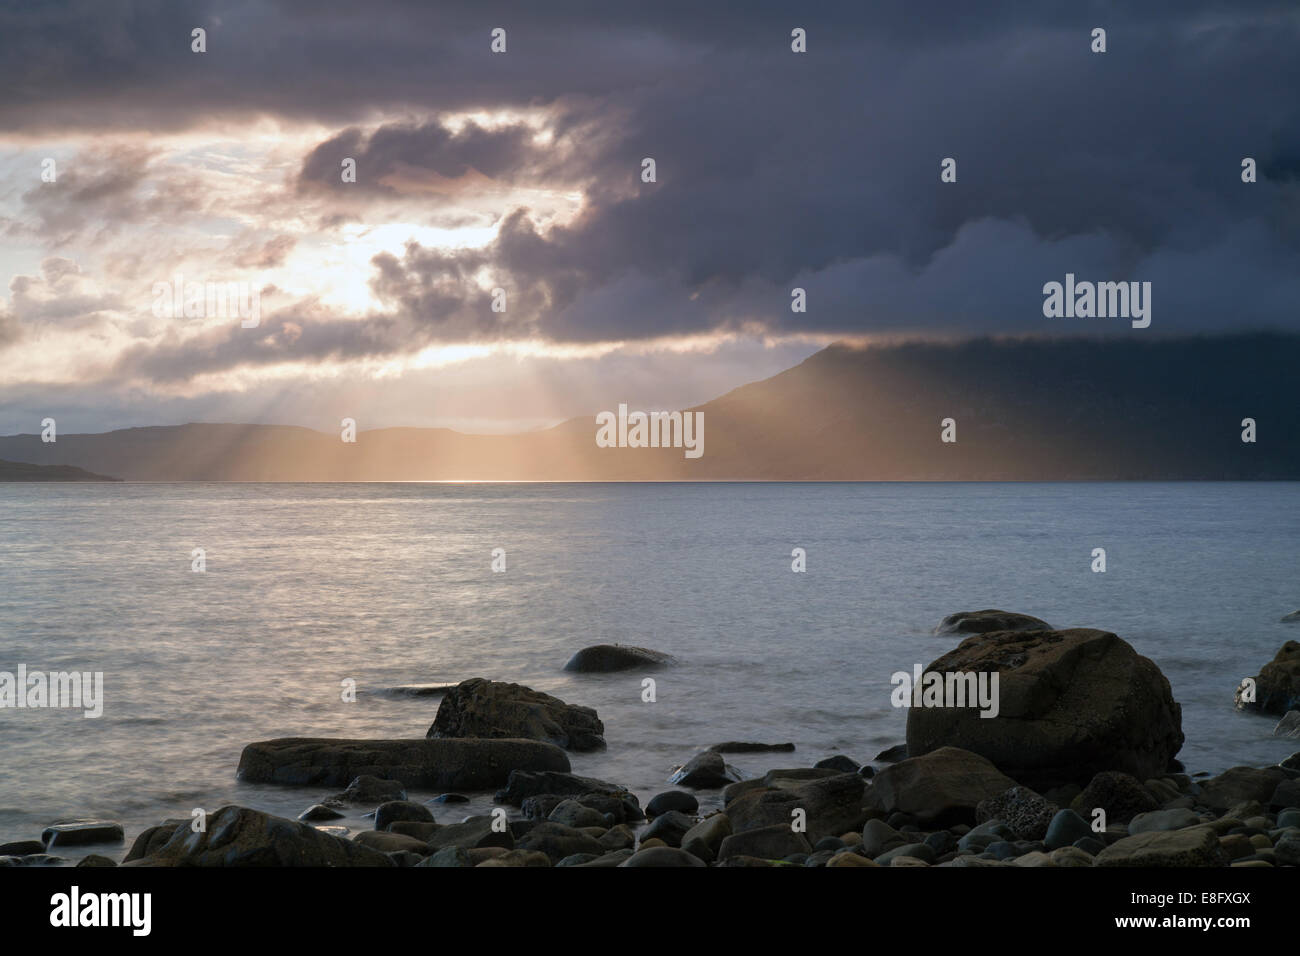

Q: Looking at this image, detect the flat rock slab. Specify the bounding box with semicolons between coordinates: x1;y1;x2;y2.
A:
563;644;676;672
708;741;795;753
237;737;570;789
42;822;124;848
1095;826;1229;867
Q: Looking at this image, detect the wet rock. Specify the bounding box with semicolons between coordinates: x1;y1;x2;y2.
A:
424;816;514;852
575;848;635;867
430;792;470;804
374;800;435;831
563;644;675;672
41;821;124;849
125;806;394;867
514;821;604;863
875;744;908;763
1280;611;1300;623
417;846;471;867
669;751;742;789
388;821;439;841
907;629;1184;790
681;813;731;862
815;755;860;773
726;772;867;842
547;799;608;829
75;854;118;867
494;769;629;806
428;678;605;751
933;609;1052;636
1270;777;1300;811
867;746;1017;827
354;831;429;855
1095;826;1229;867
1237;641;1300;715
708;741;796;754
298;804;345;822
124;821;186;863
645;790;698;819
239;738;569;790
641;810;695;848
1273;711;1300;738
0;840;45;856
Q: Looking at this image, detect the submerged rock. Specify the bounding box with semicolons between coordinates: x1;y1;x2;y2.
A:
237;737;570;790
668;751;742;789
906;628;1184;789
933;609;1052;636
428;678;605;751
708;741;796;754
1274;711;1300;738
1280;611;1300;623
563;644;676;672
126;806;394;867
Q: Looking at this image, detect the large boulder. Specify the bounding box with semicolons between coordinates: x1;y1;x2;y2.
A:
1236;642;1300;715
724;773;867;842
236;737;569;789
563;645;675;672
866;746;1018;826
933;609;1052;636
1196;766;1289;812
428;678;605;751
125;806;394;867
906;628;1183;789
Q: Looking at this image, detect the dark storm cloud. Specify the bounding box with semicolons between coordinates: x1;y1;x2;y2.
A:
4;0;1299;350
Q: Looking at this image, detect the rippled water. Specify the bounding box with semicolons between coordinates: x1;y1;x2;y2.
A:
1;482;1296;855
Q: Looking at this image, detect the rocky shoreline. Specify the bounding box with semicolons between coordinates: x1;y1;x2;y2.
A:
4;623;1299;868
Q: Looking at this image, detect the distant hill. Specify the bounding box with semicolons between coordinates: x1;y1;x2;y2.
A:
0;458;119;481
0;333;1296;480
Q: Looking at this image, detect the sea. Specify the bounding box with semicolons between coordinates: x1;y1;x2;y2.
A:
1;481;1296;855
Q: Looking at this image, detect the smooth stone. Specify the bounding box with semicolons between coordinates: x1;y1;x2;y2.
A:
932;609;1052;636
1127;808;1203;834
827;851;879;866
547;799;609;830
298;804;345;822
681;813;732;862
573;849;635;867
494;770;629;806
1073;836;1106;855
867;746;1017;827
645;790;699;819
374;800;435;831
75;854;119;867
476;850;551;867
0;840;45;856
416;846;471;867
424;816;514;851
353;830;430;854
669;751;742;789
640;810;695;848
875;842;935;865
1044;809;1093;850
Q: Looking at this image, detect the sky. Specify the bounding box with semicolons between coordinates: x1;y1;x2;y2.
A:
1;0;1297;434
